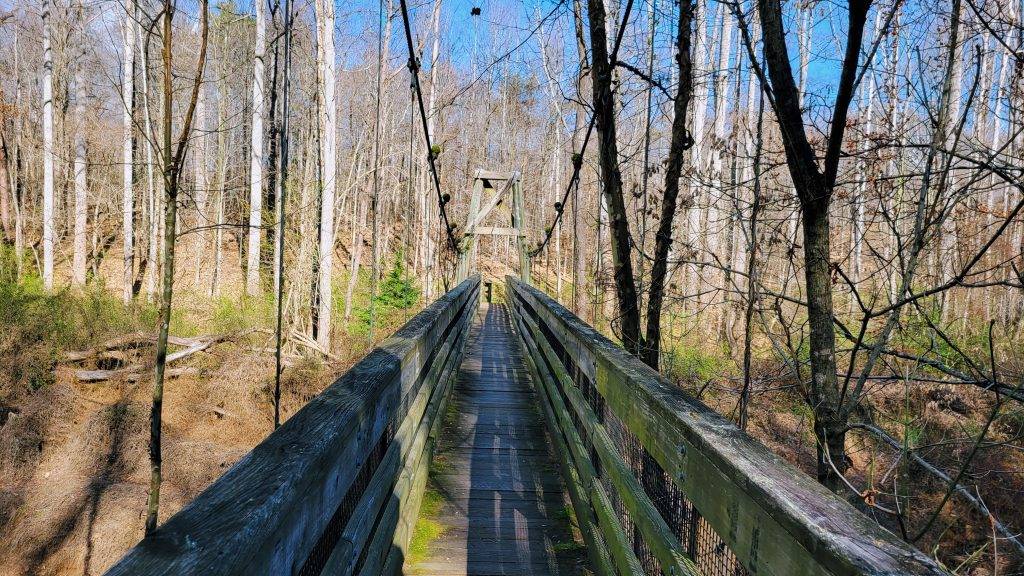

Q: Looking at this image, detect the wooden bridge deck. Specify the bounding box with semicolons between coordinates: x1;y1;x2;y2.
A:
405;304;587;575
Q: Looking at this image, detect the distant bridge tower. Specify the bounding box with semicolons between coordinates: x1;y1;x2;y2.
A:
456;169;530;284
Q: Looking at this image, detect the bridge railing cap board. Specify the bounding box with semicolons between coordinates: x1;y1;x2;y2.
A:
506;276;948;576
104;276;481;576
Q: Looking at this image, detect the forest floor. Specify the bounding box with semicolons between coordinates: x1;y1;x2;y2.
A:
0;245;415;576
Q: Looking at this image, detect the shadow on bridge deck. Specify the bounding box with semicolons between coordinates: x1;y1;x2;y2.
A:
404;304;589;576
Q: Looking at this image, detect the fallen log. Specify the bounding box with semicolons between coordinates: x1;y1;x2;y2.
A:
290;330;341;361
71;331;254;382
63;332;198;362
850;422;1024;556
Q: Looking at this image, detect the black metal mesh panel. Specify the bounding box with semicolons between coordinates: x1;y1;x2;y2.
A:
513;289;750;576
694;513;748;576
297;421;394;576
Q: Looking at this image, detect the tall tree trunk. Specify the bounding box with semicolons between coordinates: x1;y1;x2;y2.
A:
571;0;588;315
42;0;55;290
416;0;442;301
13;43;24;279
315;0;337;350
72;60;87;287
147;0;208;534
210;69;229;297
797;0;812;108
0;131;11;243
851;11;881;287
147;8;175;526
585;0;642;354
739;94;764;430
123;0;136;301
344;195;365;320
642;0;694;369
193;76;208;288
247;0;266;296
139;26;159;300
686;0;710;304
756;0;870;491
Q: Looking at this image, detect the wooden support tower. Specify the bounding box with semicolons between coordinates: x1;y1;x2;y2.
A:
456;169;531;284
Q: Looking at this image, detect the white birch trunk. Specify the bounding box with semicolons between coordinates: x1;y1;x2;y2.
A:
122;0;135;301
193;75;208;288
247;0;266;295
797;0;812;109
420;0;442;300
316;0;337;349
940;6;964;295
690;0;710;170
851;10;881;286
708;5;734;258
42;0;55;290
211;74;228;297
73;62;88;287
687;0;711;302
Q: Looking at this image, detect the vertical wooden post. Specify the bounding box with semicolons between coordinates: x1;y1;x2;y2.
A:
512;176;531;283
457;177;483;282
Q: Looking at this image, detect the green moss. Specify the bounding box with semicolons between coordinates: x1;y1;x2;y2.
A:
408;487;448;566
419;486;445;517
556;504;578;527
553;540;584;553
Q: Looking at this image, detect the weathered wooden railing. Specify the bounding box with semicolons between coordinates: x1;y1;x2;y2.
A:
506;276;947;576
105;276;480;576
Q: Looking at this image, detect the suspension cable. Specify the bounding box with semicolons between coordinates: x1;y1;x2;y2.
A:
530;0;636;257
398;0;461;255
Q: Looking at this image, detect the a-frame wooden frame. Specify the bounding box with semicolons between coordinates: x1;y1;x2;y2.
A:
456;169;531;283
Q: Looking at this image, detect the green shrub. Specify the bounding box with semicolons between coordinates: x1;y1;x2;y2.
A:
0;273;156;393
208;293;274;334
663;340;734;385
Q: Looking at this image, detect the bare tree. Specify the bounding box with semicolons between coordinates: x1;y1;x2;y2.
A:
123;0;136;302
753;0;872;490
146;0;209;533
72;7;88;287
585;0;643;355
642;0;695;369
41;0;54;290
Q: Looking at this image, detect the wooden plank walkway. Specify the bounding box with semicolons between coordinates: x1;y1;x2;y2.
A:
405;304;588;575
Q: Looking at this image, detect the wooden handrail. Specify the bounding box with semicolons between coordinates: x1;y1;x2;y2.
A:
506;276;948;576
105;276;480;576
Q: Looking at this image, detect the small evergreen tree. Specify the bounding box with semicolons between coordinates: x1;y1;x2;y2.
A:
375;252;419;310
354;252;419;335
